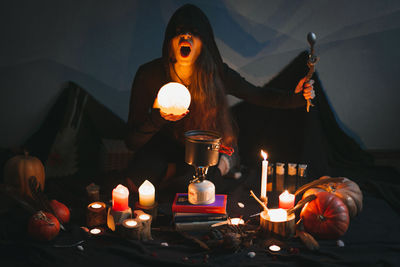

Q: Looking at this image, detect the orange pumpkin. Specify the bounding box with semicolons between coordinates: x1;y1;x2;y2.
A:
3;151;45;198
300;192;350;240
28;211;60;241
300;176;363;217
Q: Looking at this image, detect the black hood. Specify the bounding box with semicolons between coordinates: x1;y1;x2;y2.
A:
162;4;223;67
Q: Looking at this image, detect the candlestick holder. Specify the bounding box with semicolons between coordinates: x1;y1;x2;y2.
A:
259;210;295;239
135;201;158;219
87;202;107;227
134;210;153;241
121;218;142;240
107;207;132;231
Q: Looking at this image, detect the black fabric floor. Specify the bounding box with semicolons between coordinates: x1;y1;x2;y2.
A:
1;51;399;266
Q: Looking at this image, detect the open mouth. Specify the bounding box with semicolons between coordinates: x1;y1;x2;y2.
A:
180;46;191;57
179;39;192;58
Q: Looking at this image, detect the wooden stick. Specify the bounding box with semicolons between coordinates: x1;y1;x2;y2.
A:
250;190;268;211
287;194;316;216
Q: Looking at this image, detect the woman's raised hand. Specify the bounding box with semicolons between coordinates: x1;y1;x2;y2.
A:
295;77;315;100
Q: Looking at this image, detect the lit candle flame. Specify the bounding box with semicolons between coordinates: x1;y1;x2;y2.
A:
139;214;151;221
269;245;281;252
261;150;268;160
124;219;138;227
90;228;101;235
91;203;102;209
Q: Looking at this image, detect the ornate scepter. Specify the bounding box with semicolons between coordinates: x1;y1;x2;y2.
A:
305;32;319;112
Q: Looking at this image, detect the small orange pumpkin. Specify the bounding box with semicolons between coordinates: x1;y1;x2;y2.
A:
3;151;45;198
300;191;350;240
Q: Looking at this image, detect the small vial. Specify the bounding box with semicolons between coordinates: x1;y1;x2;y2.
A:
297;164;308;187
287;163;297;193
275;163;285;192
267;163;274;192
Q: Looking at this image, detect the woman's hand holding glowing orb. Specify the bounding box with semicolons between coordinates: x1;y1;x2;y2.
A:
156;82;191;116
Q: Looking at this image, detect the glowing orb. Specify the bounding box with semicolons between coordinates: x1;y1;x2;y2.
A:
157;82;191;115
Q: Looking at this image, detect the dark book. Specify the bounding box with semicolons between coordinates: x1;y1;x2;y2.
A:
172;193;227;214
173;212;228;223
174;220;224;232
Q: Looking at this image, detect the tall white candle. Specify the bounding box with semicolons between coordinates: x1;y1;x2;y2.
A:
138;180;155;207
260;150;268;201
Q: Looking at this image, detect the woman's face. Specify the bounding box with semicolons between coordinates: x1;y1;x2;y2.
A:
171;32;202;66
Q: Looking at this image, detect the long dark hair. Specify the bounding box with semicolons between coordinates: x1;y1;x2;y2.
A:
163;4;236;147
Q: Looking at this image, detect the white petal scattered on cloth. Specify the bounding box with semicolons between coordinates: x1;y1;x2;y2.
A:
238;202;245;208
337;240;345;247
161;242;169;247
247;252;256;258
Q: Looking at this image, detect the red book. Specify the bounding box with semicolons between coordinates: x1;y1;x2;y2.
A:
172;193;227;214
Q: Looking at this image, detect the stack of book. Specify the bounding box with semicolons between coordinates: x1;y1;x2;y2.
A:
172;193;228;231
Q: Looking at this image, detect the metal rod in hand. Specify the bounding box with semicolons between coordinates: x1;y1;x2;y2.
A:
305;32;318;112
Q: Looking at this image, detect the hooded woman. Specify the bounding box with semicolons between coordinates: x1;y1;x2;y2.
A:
125;4;314;199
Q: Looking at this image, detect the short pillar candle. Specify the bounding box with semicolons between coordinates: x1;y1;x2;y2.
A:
279;190;295;209
112;184;129;211
138;180;155;207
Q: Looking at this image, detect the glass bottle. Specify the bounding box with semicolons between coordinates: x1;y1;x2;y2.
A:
287;163;297;193
297;164;308;188
275;162;285;193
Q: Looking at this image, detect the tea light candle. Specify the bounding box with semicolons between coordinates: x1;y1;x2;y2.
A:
138;180;155;207
122;218;142;240
279;190;295;209
269;245;281;252
89;228;102;235
112;184;129;211
260;150;268;202
260;209;295;238
135;210;153;241
87;202;107;227
268;208;288;222
91;203;102;209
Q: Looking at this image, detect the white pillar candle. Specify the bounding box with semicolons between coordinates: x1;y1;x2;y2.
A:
138;180;155;207
260;150;268;201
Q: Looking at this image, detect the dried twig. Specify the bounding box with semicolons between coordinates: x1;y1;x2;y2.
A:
179;231;210;251
250;190;268;211
287;194;316;216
